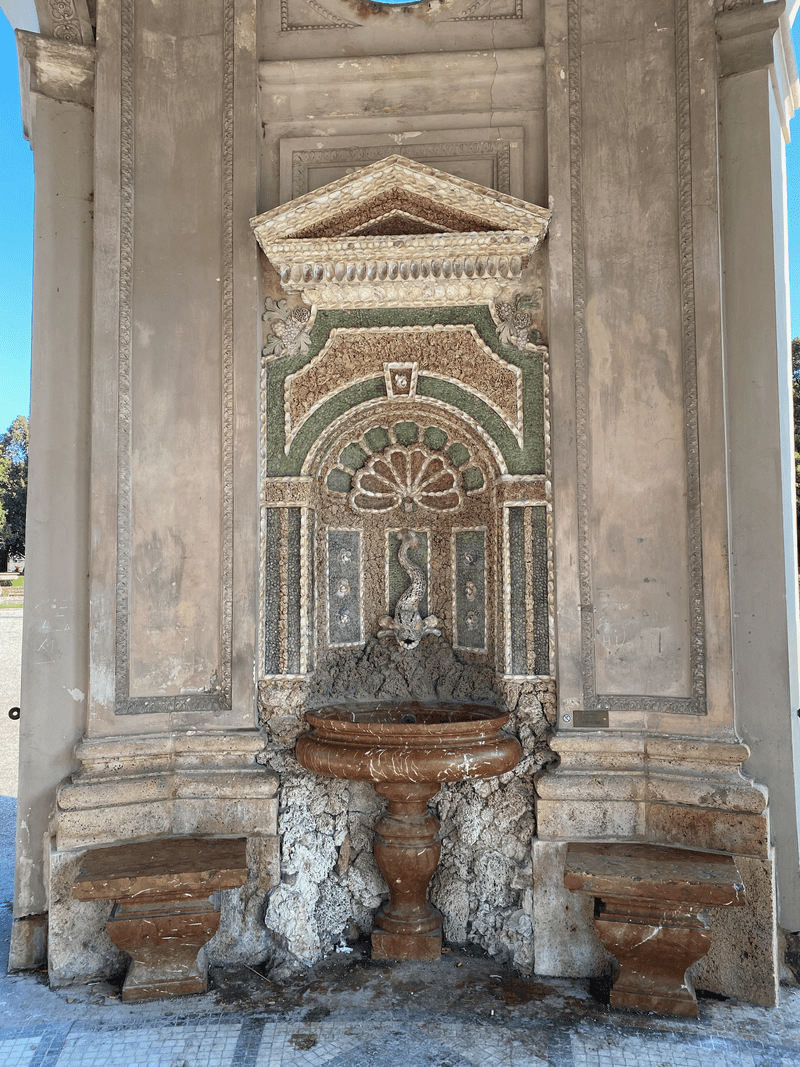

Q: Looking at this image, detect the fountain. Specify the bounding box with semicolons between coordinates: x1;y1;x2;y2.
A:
296;531;521;961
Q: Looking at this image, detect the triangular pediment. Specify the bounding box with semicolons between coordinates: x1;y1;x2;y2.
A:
250;155;550;309
252;154;550;241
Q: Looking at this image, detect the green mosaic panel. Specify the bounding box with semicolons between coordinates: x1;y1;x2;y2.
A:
339;443;368;470
393;421;419;446
328;529;362;647
462;466;485;492
264;307;545;478
447;442;470;468
423;427;448;451
364;426;391;453
326;468;352;493
307;510;315;672
454;529;486;651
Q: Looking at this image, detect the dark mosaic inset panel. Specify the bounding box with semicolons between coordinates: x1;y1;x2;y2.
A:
532;505;550;674
286;509;302;674
264;507;282;675
388;530;428;617
454;529;486;651
508;507;527;674
506;504;550;676
264;506;305;675
328;529;362;647
306;510;315;673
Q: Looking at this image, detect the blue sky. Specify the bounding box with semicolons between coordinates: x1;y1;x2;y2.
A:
0;12;33;435
1;14;800;435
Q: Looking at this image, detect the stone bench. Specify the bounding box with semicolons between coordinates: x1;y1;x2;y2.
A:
72;836;248;1001
564;841;746;1017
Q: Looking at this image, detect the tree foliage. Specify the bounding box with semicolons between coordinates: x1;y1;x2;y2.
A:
0;416;28;570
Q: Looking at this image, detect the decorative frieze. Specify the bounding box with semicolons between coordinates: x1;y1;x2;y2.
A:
282;133;521;202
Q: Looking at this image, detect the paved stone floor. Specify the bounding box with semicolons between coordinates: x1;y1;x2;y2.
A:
0;933;799;1065
2;603;800;1065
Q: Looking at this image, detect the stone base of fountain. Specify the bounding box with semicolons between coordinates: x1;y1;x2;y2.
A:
371;782;443;961
295;700;521;964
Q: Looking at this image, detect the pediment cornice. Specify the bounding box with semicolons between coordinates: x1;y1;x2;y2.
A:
251;155;550;309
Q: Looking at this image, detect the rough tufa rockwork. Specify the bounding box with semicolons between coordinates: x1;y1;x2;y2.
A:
257;635;556;975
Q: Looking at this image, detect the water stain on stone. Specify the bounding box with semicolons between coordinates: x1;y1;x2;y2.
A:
500;975;551;1006
303;1006;332;1021
290;1033;318;1051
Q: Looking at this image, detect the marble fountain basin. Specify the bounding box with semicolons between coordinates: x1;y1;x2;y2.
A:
296;700;521;783
296;701;521;963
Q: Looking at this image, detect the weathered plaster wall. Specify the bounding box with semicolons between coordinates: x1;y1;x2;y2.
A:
258;638;555;972
86;0;261;732
10;33;94;968
719;58;800;932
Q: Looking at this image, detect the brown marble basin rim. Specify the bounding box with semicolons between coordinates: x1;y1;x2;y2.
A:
297;700;521;783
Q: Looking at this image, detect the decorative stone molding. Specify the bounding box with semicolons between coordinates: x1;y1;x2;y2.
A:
37;0;94;44
251;155;549;310
567;0;707;717
277;0;522;32
16;30;95;139
111;0;236;715
715;0;800;141
716;0;785;76
54;731;278;851
282;131;522;202
283;325;525;453
349;444;463;515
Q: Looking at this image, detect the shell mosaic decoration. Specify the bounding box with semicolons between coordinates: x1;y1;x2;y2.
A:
262;298;313;359
349;444;462;514
256;158;553;678
493;291;543;351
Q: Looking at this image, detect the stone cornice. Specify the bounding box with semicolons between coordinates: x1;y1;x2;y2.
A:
716;0;799;140
716;0;784;76
16;29;95;139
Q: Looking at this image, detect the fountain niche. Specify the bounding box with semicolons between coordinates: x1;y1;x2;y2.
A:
252;156;552;963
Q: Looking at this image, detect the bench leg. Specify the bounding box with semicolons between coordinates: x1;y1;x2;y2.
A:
107;898;221;1001
593;897;712;1017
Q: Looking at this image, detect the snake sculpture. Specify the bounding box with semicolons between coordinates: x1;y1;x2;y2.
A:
378;529;441;651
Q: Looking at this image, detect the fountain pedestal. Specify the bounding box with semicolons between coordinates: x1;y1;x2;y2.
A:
295;700;521;962
372;782;443;961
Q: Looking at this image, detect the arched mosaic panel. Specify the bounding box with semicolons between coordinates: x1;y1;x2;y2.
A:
260;309;553;681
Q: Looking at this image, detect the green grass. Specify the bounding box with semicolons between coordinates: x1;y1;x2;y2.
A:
0;575;24;604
